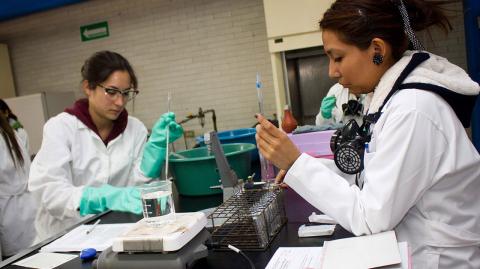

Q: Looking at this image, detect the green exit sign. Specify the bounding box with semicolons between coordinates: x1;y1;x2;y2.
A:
80;21;109;42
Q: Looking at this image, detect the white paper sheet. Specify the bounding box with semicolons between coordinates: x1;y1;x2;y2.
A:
40;223;133;252
321;230;401;269
265;247;323;269
13;252;77;269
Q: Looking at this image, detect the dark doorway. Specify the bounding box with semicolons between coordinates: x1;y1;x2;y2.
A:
285;47;336;125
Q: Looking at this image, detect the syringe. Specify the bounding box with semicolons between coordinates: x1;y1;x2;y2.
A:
255;73;275;184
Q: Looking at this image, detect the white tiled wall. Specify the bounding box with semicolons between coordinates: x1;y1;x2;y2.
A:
0;0;275;149
419;2;467;70
0;0;469;149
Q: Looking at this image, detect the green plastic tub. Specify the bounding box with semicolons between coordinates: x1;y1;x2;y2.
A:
169;143;255;196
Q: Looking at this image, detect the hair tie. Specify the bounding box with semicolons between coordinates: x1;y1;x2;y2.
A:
394;0;425;50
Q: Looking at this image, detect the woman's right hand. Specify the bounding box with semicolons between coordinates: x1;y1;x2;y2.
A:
255;114;301;170
150;112;183;146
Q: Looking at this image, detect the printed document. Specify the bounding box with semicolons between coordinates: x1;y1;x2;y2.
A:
40;223;133;252
266;247;323;269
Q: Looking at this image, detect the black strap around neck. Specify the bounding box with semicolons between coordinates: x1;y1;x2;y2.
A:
377;52;430;113
399;83;478;128
361;53;430;131
364;52;478;128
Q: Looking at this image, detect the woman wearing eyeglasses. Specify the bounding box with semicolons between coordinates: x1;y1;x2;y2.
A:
28;51;183;241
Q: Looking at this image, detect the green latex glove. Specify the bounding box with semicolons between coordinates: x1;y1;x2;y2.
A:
140;112;183;178
10;120;23;130
149;112;184;147
321;96;336;119
79;184;143;216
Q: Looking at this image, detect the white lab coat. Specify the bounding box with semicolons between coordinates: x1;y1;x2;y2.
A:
28;112;150;241
285;51;480;268
15;128;29;154
0;131;36;256
315;83;371;126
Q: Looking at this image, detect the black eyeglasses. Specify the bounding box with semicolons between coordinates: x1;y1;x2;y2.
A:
98;84;139;101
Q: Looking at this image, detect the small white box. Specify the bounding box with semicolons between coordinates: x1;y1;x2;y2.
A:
298;224;336;237
308;212;338;224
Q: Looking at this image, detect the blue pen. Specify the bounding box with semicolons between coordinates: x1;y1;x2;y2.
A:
364;142;369;153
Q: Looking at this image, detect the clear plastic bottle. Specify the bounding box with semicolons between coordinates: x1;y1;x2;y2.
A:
260;153;276;181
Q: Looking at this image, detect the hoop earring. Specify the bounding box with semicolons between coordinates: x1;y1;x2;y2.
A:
373;53;384;65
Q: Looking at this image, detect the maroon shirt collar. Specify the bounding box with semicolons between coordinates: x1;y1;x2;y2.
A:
64;99;128;146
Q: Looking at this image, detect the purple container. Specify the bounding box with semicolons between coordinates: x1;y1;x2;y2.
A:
287;130;335;158
283;131;337;221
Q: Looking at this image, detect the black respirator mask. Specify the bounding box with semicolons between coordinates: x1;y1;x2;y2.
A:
329;52;474;175
342;99;363;117
330;117;372;175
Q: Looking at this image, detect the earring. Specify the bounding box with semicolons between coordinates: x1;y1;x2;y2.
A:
373;53;384;65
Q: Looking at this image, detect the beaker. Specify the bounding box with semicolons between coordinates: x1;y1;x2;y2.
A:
139;180;176;226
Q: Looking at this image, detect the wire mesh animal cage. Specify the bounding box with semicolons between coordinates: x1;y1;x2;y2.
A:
208;187;287;251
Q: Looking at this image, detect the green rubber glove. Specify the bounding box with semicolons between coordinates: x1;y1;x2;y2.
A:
140;112;183;178
79;184;143;216
321;96;336;119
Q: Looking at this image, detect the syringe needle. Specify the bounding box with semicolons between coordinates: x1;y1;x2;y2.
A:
256;73;264;115
165;91;172;181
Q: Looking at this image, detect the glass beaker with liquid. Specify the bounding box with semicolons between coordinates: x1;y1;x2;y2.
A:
140;180;175;226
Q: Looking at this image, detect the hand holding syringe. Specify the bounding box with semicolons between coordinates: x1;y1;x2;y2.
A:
140;93;183;179
255;73;276;182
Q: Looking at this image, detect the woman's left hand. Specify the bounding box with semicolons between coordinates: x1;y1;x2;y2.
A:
255;114;301;170
275;169;289;189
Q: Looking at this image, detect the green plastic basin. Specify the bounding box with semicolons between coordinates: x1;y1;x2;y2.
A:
169;143;255;196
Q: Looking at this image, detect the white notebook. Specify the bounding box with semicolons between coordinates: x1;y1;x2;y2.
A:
265;240;410;269
266;229;412;269
321;230;401;269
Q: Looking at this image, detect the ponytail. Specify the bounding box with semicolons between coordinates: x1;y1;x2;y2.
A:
0;113;24;167
401;0;453;33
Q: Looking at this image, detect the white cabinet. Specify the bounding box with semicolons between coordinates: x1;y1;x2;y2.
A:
0;43;16;98
4;92;76;155
263;0;334;52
